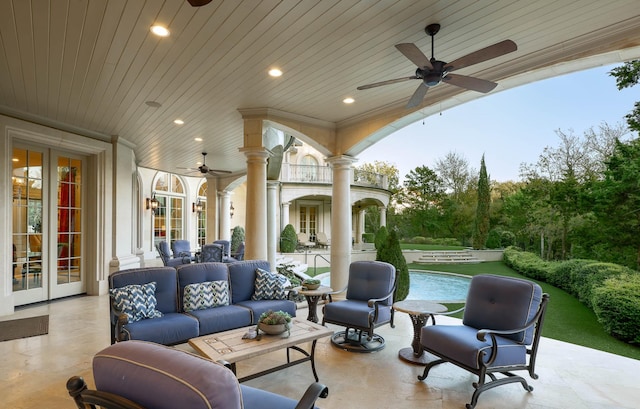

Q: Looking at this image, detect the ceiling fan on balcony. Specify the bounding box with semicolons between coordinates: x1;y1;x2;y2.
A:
178;152;231;176
357;23;517;109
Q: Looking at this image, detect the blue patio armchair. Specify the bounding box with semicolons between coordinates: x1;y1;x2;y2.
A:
322;260;396;352
156;241;190;267
171;240;196;262
66;340;328;409
200;243;224;263
418;274;550;409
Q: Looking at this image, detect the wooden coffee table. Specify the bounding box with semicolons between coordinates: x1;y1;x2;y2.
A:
189;318;333;383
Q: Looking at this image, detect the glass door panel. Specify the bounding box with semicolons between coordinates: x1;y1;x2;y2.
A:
52;153;84;298
12;147;46;304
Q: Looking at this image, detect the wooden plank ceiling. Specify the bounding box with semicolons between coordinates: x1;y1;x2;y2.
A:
0;0;639;175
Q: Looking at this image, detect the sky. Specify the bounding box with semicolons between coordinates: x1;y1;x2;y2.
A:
357;63;638;182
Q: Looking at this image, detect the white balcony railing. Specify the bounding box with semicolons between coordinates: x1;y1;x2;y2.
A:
280;164;388;190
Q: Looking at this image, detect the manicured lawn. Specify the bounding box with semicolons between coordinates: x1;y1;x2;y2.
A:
409;261;640;360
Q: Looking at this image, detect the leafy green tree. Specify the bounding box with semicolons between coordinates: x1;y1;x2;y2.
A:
376;230;409;302
610;60;640;132
472;155;490;249
399;165;446;238
591;138;640;269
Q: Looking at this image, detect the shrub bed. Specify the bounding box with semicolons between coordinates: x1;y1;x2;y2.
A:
503;247;640;344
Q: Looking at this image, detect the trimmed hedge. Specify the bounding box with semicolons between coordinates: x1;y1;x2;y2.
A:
592;274;640;344
503;247;640;344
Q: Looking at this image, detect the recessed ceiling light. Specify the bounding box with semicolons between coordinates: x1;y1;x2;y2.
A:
343;97;355;104
194;137;203;142
174;119;184;125
268;68;283;77
151;25;170;37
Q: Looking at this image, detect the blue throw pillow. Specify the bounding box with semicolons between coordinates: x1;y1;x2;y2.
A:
252;268;287;300
183;280;229;312
110;282;163;323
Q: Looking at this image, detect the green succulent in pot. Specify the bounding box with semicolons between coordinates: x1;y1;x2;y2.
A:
302;278;321;290
257;310;292;336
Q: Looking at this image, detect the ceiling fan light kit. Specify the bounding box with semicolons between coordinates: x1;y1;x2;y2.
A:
357;23;517;108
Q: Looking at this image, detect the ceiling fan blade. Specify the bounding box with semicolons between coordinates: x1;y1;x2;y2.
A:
443;73;498;93
406;83;429;108
187;0;213;6
445;40;517;72
208;169;232;175
357;76;418;90
395;43;433;69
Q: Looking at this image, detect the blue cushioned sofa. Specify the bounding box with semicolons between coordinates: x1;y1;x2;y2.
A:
109;260;297;345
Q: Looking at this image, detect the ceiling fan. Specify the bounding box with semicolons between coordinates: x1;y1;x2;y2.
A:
178;152;231;176
357;23;517;109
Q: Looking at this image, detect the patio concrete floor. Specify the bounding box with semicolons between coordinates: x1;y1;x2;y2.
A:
2;294;639;409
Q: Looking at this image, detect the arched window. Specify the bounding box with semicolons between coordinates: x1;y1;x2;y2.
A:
300;155;318;181
196;181;207;247
152;173;186;248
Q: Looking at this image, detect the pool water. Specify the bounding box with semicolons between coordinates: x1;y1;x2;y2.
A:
406;271;470;302
317;270;470;302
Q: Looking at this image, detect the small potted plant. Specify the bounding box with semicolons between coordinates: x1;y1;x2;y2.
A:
302;278;321;290
257;310;292;335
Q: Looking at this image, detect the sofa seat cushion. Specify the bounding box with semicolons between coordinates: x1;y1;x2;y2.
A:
93;341;242;409
323;299;391;328
235;299;296;324
122;312;199;345
187;305;253;335
421;324;526;370
252;268;287;300
240;385;316;409
183;280;229;312
110;282;163;322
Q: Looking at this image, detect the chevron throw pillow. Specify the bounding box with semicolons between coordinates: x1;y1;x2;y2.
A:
252;268;287;300
183;280;229;312
110;282;163;323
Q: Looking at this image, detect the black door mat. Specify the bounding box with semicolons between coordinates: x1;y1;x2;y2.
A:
0;315;49;342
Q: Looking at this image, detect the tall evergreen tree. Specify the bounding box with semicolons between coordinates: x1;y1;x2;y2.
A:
376;230;409;302
473;155;491;249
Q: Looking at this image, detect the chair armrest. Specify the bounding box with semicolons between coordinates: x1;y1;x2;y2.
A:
325;286;347;303
67;376;146;409
367;281;397;308
115;313;130;342
294;383;329;409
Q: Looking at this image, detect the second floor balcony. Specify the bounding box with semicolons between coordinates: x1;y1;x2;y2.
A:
280;164;388;190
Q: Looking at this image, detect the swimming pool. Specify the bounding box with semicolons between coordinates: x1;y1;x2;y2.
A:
317;270;471;302
406;271;470;302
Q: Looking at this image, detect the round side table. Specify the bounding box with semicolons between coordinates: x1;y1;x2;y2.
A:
293;285;333;323
392;299;447;365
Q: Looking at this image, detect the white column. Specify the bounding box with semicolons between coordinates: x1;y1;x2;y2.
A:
267;181;279;270
281;201;290;232
327;155;355;296
241;147;269;261
358;208;366;243
379;205;387;227
218;191;231;241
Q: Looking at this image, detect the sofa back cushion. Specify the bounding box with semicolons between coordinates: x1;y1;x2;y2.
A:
227;260;270;303
463;274;543;344
93;341;242;409
109;267;179;313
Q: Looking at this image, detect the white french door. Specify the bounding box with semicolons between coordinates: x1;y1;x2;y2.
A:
12;146;86;305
